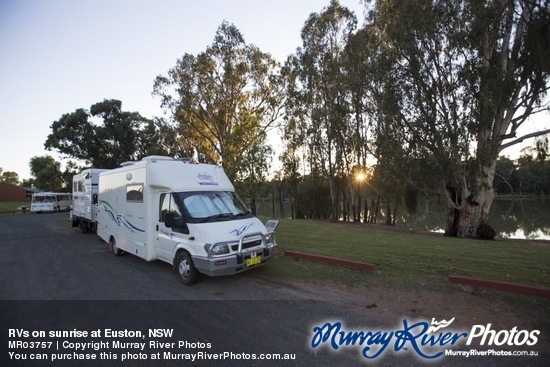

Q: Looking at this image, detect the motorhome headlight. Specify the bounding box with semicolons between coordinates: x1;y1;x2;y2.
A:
266;233;276;248
204;243;229;256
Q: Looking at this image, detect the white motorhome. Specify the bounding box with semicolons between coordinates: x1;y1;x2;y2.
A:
30;192;72;213
70;168;108;232
97;156;279;285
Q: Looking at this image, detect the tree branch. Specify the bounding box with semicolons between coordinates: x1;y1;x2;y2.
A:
499;128;550;152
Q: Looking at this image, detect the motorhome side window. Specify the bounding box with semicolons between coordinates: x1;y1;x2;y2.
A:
159;194;182;221
73;181;84;192
159;193;188;234
126;184;144;202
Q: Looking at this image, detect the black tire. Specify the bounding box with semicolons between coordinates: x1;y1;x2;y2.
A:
79;220;88;234
110;237;123;256
176;251;198;286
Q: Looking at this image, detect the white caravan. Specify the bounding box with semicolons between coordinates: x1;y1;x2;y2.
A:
30;192;72;213
70;168;108;232
97;156;279;285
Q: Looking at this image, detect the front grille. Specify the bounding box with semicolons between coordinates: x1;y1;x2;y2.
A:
231;239;262;252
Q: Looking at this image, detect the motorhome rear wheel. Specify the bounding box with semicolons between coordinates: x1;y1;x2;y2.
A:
110;237;124;257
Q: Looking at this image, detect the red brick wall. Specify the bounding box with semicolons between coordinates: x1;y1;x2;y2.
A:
0;182;27;201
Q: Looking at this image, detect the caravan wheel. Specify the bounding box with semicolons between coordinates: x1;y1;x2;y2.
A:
110;237;123;256
177;251;198;286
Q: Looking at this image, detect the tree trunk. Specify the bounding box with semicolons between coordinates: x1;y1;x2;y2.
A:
352;182;359;222
373;195;380;224
456;194;492;238
278;186;285;219
385;200;392;225
445;159;497;239
328;177;338;222
445;206;459;237
362;197;368;223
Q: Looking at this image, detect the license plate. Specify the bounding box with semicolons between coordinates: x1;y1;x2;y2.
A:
246;256;261;267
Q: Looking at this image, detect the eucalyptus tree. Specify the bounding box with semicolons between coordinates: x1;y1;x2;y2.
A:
29;156;64;192
515;137;550;194
0;169;20;185
367;0;550;238
346;21;425;223
341;26;370;222
234;132;273;212
45;99;177;168
278;94;304;218
343;26;375;169
153;21;284;182
285;0;357;221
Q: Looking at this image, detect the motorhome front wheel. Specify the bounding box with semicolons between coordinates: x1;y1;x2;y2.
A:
177;251;198;286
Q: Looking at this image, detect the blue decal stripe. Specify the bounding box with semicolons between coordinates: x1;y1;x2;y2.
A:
100;200;145;233
229;222;254;237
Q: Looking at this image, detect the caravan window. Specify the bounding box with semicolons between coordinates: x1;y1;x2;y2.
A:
126;184;143;202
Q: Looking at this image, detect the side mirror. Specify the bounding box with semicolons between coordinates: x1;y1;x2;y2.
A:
164;212;189;234
265;219;280;233
165;212;175;228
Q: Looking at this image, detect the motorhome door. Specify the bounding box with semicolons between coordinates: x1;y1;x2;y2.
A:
156;193;187;262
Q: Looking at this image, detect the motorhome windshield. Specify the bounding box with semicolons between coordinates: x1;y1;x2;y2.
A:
175;191;252;223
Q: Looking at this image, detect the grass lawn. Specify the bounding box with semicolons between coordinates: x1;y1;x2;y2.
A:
259;218;550;290
0;201;30;215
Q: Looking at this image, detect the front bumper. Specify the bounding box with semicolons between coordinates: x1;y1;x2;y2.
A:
192;247;277;277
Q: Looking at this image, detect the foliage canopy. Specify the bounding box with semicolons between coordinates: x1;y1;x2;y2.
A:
153;21;284;182
45;99;180;169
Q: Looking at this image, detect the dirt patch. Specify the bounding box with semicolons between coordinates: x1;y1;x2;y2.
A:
266;274;550;355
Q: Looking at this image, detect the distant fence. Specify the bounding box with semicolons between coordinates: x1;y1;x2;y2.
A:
0;208;29;216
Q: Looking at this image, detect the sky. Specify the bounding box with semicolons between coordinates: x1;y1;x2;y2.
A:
0;0;547;181
0;0;367;180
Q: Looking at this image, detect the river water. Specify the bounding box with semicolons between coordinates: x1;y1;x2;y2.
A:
397;197;550;240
